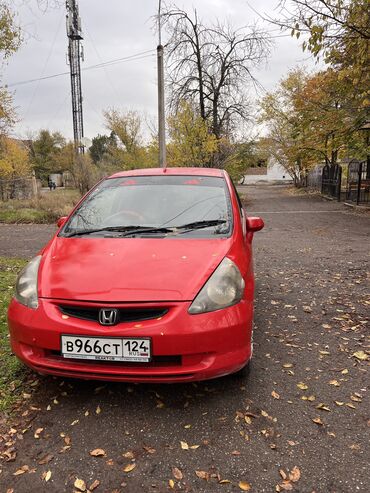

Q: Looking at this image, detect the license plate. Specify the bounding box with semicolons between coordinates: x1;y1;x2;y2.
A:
61;335;151;362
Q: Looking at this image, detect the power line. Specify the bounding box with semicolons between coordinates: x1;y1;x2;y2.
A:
7;50;156;88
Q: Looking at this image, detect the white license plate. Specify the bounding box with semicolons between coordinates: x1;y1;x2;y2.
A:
61;335;151;362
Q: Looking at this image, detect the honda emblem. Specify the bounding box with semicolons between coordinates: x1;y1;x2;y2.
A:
99;308;119;326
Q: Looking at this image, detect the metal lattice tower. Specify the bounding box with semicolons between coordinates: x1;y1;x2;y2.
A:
66;0;84;154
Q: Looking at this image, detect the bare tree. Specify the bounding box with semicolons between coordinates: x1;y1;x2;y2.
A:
162;5;271;140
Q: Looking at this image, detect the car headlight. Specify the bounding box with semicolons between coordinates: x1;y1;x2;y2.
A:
15;255;41;309
188;257;245;314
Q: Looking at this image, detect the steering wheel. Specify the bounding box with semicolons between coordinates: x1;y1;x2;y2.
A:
105;209;145;225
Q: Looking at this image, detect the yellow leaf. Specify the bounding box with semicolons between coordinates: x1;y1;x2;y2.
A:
297;382;308;390
239;481;251;491
190;444;200;449
283;363;293;368
169;479;175;489
353;351;368;361
180;441;189;450
96;405;101;414
335;401;344;406
219;479;231;484
74;478;86;492
312;417;323;425
341;369;348;375
44;470;52;482
271;390;280;399
89;449;106;457
244;416;252;425
123;463;136;473
329;380;340;386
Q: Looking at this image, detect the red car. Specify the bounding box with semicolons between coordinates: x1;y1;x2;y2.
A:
8;168;264;382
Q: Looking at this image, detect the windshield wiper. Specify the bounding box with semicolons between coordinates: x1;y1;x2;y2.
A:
173;219;227;231
64;225;174;238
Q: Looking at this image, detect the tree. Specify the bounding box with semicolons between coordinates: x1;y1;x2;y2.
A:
167;100;218;167
163;6;271;140
0;137;31;179
29;129;66;182
103;109;157;170
269;1;369;103
0;2;22;137
259;69;315;185
89;133;117;164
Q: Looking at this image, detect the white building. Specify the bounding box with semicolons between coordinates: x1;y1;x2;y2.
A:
240;157;293;184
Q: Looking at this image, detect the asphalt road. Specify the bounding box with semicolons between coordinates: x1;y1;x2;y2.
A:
0;185;369;493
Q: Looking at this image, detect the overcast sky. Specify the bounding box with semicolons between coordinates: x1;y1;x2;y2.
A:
5;0;317;142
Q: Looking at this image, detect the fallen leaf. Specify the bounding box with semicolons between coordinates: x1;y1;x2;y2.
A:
239;481;251;491
169;479;175;489
190;444;200;449
289;466;301;482
44;470;52;482
352;351;368;361
172;467;183;480
13;465;29;476
123;463;136;473
297;382;308;390
316;403;331;412
195;470;209;480
89;480;100;491
180;441;189;450
34;427;44;439
143;445;156;454
74;478;86;492
219;479;231;484
279;470;287;480
122;451;134;459
271;390;280;400
96;406;101;414
312;417;323;425
329;380;340;386
283;363;293;368
90;449;106;457
38;454;54;465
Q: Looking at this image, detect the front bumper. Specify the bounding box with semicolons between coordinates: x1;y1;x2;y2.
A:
8;297;253;383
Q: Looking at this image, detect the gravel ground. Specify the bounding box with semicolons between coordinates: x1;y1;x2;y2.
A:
0;185;369;493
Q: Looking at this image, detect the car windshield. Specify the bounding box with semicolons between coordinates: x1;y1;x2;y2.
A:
60;175;233;238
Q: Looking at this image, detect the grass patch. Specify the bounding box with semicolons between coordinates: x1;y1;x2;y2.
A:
0;257;27;412
0;188;81;224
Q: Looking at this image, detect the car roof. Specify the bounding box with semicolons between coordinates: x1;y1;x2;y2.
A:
109;167;225;179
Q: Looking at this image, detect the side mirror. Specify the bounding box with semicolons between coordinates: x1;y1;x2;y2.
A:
57;216;68;228
246;216;264;232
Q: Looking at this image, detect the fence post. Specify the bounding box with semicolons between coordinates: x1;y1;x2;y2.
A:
337;166;342;201
31;170;38;198
356;162;362;205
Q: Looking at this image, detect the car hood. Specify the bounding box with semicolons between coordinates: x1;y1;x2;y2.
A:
39;237;232;302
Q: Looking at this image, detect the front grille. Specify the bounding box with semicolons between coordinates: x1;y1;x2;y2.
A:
59;305;168;324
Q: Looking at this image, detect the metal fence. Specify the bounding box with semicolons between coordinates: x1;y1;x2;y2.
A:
306;165;323;191
321;164;342;201
346;160;369;205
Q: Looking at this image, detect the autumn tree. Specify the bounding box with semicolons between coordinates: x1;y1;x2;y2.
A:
103;109;157;170
0;137;31;179
167;101;218;167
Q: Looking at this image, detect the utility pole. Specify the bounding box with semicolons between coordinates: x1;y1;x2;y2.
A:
157;0;166;168
66;0;84;154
